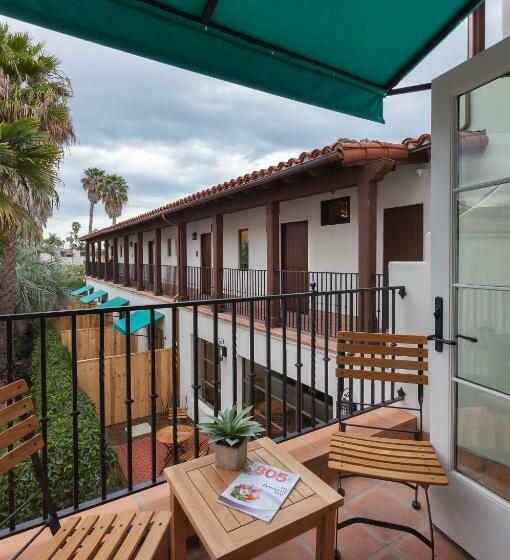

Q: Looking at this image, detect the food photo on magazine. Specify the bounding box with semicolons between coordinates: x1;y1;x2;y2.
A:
217;461;300;522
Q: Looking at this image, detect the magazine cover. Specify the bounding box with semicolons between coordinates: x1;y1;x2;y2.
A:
217;461;300;522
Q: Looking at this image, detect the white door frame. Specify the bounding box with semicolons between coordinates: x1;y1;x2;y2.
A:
430;36;510;560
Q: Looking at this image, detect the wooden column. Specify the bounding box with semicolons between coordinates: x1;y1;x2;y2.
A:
85;241;90;276
177;223;188;300
154;227;163;296
97;240;103;279
213;214;223;300
112;238;119;284
468;3;485;58
136;231;144;291
357;160;395;331
266;201;281;327
90;241;96;277
104;239;110;281
123;235;130;287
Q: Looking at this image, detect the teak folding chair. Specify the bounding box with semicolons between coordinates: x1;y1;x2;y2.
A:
328;332;448;560
0;379;171;560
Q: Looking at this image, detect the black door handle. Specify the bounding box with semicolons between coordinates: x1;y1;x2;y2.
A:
456;334;478;343
427;334;457;346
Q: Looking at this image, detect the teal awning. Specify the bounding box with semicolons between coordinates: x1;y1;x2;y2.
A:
96;296;130;310
80;290;108;304
0;1;483;122
70;285;93;296
114;310;164;335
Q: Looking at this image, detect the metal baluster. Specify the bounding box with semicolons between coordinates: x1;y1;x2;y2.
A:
232;301;237;407
249;300;255;411
310;283;317;429
282;297;288;439
348;293;354;415
172;308;178;464
192;305;200;458
39;318;49;519
323;293;330;423
71;315;80;509
150;309;158;483
99;313;107;499
265;299;272;439
296;297;303;433
125;312;133;489
391;289;396;400
213;303;219;416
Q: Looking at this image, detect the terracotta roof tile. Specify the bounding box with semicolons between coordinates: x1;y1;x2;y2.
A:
403;130;489;154
82;140;408;240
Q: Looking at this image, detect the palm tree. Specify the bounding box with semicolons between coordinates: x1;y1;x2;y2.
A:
0;24;74;371
81;167;105;233
100;174;129;225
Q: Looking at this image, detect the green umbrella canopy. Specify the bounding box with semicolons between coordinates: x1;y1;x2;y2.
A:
114;309;164;335
70;285;93;296
80;289;108;304
0;1;483;122
96;296;130;309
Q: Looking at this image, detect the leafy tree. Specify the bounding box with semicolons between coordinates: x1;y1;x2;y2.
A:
81;167;105;233
100;173;129;225
0;23;74;369
45;232;63;248
66;220;82;249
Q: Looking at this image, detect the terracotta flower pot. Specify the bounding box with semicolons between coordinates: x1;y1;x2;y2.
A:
214;438;248;470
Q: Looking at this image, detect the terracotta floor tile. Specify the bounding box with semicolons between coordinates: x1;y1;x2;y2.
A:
395;529;471;560
254;536;314;560
304;524;383;560
347;484;427;545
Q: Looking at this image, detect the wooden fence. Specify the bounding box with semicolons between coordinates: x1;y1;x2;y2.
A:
59;326;138;360
53;302;106;331
77;348;172;426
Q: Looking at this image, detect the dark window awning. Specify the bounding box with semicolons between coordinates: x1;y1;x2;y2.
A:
80;289;108;304
114;309;164;335
0;1;483;122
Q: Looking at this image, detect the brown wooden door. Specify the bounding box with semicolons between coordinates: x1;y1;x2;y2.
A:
281;221;308;310
201;233;212;295
148;240;154;286
383;204;424;276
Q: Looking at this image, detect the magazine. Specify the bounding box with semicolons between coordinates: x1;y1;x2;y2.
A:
217;461;300;522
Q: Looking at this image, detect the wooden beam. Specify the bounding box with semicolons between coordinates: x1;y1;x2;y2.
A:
104;240;110;281
468;3;485;58
97;240;103;279
136;232;144;291
213;214;223;300
177;223;188;300
85;241;91;276
201;0;218;24
123;234;130;287
266;201;280;327
154;227;163;295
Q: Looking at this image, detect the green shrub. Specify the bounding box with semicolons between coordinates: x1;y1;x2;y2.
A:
0;328;120;524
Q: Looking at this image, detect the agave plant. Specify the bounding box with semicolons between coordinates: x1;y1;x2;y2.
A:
198;405;264;447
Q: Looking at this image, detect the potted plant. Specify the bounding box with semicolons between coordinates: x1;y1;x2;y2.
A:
198;405;264;470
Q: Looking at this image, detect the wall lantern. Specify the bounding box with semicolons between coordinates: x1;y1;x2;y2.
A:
192;232;198;240
216;338;227;361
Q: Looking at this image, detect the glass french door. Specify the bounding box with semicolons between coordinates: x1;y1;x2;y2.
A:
430;37;510;560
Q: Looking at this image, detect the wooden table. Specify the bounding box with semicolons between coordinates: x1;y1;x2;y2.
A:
164;437;342;560
157;424;194;471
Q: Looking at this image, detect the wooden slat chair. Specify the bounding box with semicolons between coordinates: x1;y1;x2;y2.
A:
167;406;188;423
328;332;448;560
0;379;171;560
179;438;209;463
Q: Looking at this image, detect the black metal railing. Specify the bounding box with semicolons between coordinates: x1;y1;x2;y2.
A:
222;267;267;319
162;265;178;297
0;283;405;539
117;263;125;283
186;265;214;300
142;264;154;292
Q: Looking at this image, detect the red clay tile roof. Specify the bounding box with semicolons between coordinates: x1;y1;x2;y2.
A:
403;130;489;154
81;140;408;240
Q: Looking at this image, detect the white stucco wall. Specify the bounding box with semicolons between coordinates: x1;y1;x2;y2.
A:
161;226;177;266
186;218;213;266
222;206;267;270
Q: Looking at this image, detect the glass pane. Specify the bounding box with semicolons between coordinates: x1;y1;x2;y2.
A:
456;383;510;501
457;288;510;395
457;183;510;287
458;76;510;188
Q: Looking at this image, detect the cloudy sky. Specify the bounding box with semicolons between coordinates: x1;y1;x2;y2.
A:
1;1;504;240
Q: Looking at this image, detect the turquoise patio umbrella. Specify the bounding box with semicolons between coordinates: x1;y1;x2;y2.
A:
113;310;164;335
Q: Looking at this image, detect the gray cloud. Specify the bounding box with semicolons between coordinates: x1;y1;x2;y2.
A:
1;3;502;238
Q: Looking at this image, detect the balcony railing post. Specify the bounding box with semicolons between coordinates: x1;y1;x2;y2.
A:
154;227;163;296
112;238;119;284
123;235;130;287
